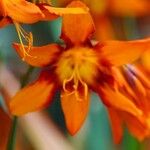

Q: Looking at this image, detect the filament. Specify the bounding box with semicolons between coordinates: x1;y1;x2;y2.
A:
14;22;36;60
62;64;88;101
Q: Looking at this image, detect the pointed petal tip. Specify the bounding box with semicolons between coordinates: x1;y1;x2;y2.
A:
67;126;80;136
61;0;95;44
9;71;56;116
61;91;90;136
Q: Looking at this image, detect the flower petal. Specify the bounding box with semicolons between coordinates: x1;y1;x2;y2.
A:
122;113;150;141
98;85;142;117
96;38;150;66
61;90;90;135
108;108;123;143
5;0;44;24
42;4;88;21
13;43;61;67
61;1;95;45
10;70;56;115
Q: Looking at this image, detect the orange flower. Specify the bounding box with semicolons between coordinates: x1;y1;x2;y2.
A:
0;0;87;60
0;0;45;63
9;1;150;139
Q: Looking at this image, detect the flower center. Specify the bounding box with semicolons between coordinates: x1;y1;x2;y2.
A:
56;47;98;99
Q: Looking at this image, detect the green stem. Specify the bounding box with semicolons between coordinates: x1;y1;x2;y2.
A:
7;66;34;150
7;117;18;150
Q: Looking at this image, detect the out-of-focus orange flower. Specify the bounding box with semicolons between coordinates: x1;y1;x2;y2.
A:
57;0;150;16
57;0;150;41
9;1;150;140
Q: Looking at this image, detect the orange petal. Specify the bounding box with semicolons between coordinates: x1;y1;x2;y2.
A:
108;108;123;143
61;1;95;45
5;0;44;24
122;113;150;141
96;38;150;66
142;50;150;72
0;0;6;16
0;108;11;150
98;85;142;117
61;90;90;135
42;4;88;21
134;66;150;88
13;43;61;67
0;17;12;28
10;70;56;115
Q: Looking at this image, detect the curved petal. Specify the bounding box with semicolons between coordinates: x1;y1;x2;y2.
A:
42;4;88;21
61;1;95;45
122;113;150;141
108;108;123;143
96;38;150;66
98;85;142;117
5;0;44;24
10;70;57;115
13;43;61;67
61;90;90;135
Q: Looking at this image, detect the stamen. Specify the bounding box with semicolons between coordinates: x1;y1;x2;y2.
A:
63;72;75;92
14;22;36;60
62;64;88;101
75;66;88;99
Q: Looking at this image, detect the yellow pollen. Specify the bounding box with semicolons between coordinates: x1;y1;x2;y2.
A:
14;21;36;60
56;47;98;101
